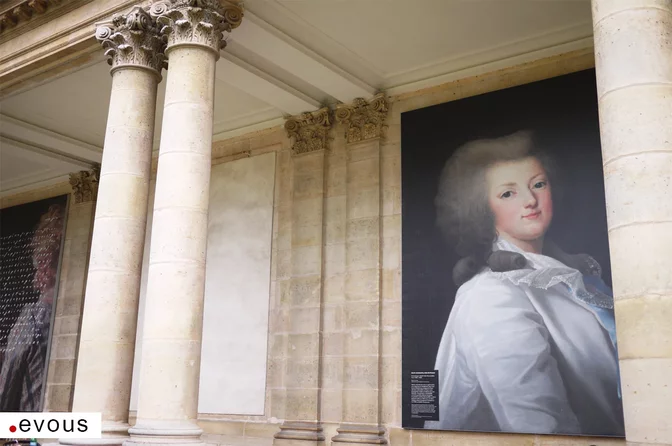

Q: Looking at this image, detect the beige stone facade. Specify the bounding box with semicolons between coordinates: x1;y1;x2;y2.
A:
1;0;671;445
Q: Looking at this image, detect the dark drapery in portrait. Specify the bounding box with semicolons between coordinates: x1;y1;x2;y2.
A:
401;69;623;436
0;195;68;411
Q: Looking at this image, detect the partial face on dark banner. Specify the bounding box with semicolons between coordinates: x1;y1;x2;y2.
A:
0;195;68;412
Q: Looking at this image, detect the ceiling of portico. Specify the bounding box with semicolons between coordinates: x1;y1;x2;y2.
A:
0;0;593;197
0;62;283;147
244;0;592;91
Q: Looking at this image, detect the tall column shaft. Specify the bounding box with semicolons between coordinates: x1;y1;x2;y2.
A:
131;46;215;439
63;7;164;445
127;1;243;445
592;1;672;444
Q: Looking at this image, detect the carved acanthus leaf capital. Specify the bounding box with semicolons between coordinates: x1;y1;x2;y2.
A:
334;93;389;143
95;6;166;76
69;169;99;204
149;0;243;56
284;107;333;156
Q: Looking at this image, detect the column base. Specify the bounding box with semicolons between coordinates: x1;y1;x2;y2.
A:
123;419;204;446
331;424;387;445
59;421;130;446
273;421;325;445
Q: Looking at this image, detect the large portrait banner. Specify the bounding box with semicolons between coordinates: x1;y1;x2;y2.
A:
401;70;625;437
0;195;68;411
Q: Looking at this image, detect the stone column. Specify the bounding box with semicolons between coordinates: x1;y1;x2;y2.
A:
61;9;164;446
126;1;243;445
330;94;388;445
273;108;332;446
592;1;672;444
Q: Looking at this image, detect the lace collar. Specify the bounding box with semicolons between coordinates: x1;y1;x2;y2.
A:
490;238;613;309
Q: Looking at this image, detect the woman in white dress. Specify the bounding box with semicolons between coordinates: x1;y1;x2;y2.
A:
424;131;624;436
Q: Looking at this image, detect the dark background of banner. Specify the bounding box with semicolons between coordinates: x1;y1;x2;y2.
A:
0;195;68;411
400;69;613;429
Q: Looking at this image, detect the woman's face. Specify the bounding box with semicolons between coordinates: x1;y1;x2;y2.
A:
486;157;553;250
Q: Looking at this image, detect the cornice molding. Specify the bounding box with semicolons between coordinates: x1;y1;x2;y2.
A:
0;113;102;163
334;93;388;144
227;12;375;103
284;107;332;156
0;0;141;76
0;0;81;36
0;124;97;196
0;174;71;200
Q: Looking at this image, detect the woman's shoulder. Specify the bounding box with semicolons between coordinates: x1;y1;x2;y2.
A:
451;270;540;335
454;269;534;315
457;268;525;297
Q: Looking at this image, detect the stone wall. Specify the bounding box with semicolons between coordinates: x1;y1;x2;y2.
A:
0;46;628;445
1;181;95;412
186;48;626;446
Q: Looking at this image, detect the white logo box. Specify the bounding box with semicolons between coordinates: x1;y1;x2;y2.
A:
0;413;101;439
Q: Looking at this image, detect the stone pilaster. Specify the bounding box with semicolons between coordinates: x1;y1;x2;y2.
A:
591;0;672;444
61;7;164;446
330;94;389;445
125;1;242;446
273;108;332;446
44;175;96;412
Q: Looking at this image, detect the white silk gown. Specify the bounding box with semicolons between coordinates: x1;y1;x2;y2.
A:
424;239;624;436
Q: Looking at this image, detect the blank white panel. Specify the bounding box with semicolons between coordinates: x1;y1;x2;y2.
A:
198;152;276;415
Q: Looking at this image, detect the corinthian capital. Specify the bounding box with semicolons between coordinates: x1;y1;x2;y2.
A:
285;108;332;156
149;0;243;56
335;93;389;143
95;6;166;77
69;169;99;204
